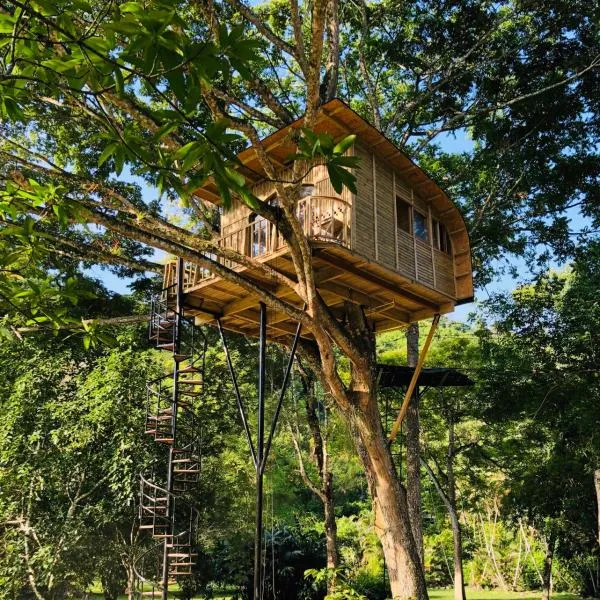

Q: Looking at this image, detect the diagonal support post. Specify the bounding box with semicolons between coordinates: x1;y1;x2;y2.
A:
388;314;440;445
217;318;258;468
261;318;302;474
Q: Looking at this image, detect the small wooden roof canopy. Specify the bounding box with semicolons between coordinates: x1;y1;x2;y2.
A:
176;99;473;340
377;365;474;388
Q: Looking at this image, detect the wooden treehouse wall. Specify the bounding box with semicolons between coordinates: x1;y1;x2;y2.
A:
217;143;466;302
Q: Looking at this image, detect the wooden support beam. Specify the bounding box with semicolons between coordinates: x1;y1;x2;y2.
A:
388;314;440;444
321;282;411;323
397;164;418;174
219;265;344;318
410;303;453;322
236;310;302;336
315;251;440;310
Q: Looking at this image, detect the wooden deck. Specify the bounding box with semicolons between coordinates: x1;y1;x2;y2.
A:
170;241;455;341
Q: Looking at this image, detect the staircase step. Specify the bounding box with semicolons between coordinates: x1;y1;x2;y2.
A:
178;379;203;385
178;366;201;374
157;343;176;351
147;414;173;422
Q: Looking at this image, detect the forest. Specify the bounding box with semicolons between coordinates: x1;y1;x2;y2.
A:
0;0;599;599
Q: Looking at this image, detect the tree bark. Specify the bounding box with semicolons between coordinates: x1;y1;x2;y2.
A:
304;378;339;585
337;306;426;600
323;471;339;574
301;304;427;600
595;469;600;547
405;322;423;563
349;396;428;600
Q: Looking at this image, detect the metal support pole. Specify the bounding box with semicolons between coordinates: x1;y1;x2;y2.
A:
217;319;257;467
253;302;267;600
217;302;302;600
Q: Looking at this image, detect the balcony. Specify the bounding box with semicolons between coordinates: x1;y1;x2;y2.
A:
165;195;351;292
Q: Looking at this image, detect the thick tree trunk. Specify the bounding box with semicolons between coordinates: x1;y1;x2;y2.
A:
541;536;554;600
405;323;423;563
306;304;427;600
595;469;600;547
350;398;428;600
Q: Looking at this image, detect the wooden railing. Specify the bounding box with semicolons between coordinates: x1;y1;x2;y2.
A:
164;195;351;291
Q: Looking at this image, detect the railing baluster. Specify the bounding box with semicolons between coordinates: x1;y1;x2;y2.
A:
164;196;351;284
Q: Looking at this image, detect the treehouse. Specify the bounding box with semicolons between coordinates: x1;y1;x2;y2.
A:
164;99;473;339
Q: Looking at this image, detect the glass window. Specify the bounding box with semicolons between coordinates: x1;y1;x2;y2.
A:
250;213;269;257
396;198;411;233
413;211;429;242
440;223;452;254
432;219;440;249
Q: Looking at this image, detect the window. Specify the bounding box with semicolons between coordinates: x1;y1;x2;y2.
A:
432;219;452;255
440;223;452;254
413;210;429;242
396;198;411;233
249;213;269;257
432;219;440;249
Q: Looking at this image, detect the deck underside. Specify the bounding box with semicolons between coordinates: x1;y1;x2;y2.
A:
181;243;456;342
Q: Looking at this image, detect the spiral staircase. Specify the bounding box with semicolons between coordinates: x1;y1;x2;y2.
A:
134;262;206;599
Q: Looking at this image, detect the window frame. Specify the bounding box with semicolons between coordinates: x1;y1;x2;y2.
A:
413;209;429;243
395;196;412;234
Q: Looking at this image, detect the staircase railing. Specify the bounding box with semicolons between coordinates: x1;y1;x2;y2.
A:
137;262;205;597
169;195;351;291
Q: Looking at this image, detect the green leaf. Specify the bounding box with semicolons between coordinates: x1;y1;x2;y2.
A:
333;134;356;155
98;143;118;168
113;67;125;96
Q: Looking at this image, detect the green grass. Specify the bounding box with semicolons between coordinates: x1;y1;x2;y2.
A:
430;589;581;600
89;589;582;600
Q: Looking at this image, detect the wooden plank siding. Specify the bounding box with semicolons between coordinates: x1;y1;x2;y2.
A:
352;146;459;301
353;145;377;260
375;155;396;271
211;139;462;314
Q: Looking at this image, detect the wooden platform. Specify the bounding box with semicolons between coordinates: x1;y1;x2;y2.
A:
178;242;456;341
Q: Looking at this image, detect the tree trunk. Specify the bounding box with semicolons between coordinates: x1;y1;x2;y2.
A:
350;397;428;600
405;323;423;563
541;536;554;600
323;471;339;573
595;469;600;547
447;418;466;600
306;304;427;600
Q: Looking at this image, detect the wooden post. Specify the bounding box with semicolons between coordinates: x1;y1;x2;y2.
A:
372;152;379;261
388;314;440;444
